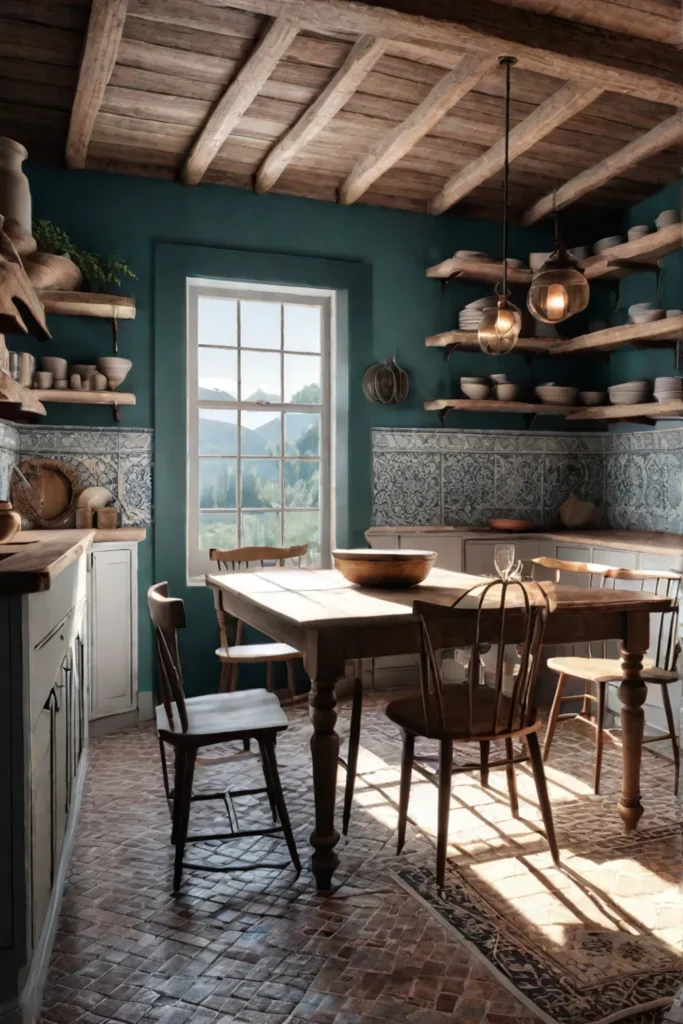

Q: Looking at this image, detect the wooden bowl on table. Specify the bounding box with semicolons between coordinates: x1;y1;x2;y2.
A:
332;549;437;589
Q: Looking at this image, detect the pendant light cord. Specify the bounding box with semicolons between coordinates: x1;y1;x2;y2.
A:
500;56;515;300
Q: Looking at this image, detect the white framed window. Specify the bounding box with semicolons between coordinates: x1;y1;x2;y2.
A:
186;278;334;581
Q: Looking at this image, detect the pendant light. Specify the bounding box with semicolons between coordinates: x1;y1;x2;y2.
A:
478;56;522;356
527;192;590;323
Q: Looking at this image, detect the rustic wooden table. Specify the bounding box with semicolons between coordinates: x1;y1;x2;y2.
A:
207;567;673;891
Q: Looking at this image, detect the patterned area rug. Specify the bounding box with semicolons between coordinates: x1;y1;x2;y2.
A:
396;817;682;1024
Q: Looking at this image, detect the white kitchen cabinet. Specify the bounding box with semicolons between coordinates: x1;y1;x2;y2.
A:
89;542;138;720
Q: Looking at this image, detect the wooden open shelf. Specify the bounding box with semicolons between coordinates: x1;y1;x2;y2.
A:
32;390;136;407
39;291;136;320
550;314;683;355
424;398;577;416
426;257;532;285
582;224;682;281
568;400;683;422
425;330;552;353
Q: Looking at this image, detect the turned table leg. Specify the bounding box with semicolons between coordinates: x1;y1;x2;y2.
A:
618;613;649;832
309;667;343;891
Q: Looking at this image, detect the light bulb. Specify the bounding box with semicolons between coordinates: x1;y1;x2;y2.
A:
527;259;589;324
495;306;518;337
478;301;522;355
545;284;568;319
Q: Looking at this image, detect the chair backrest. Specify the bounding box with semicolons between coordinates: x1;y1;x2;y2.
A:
531;556;681;668
209;544;308;571
414;579;550;738
147;582;188;732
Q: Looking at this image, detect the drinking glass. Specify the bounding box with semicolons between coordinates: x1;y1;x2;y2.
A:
494;543;516;580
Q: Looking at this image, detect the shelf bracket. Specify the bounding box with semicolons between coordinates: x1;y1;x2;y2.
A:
445;342;462;361
112;402;120;423
676;339;683;372
440;271;463;295
112;314;119;354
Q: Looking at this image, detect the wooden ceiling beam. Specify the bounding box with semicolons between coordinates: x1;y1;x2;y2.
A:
65;0;129;169
523;112;683;224
180;16;298;186
429;80;603;215
201;0;683;107
339;53;497;206
255;34;385;194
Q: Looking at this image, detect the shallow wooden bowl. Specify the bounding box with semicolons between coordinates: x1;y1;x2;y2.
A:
488;518;535;532
332;549;437;589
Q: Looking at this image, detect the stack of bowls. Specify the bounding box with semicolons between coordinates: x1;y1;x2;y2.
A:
458;295;496;331
627;225;650;241
460;377;490;399
534;384;578;406
654;377;683;403
628;302;665;324
608;381;651;405
593;235;623;253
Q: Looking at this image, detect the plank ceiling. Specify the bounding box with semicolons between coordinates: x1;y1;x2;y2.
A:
1;0;681;222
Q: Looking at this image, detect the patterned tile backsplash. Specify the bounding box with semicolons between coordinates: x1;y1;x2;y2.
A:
0;423;153;527
372;427;683;532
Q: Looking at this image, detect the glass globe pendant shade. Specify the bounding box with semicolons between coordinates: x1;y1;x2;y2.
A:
477;299;522;355
527;251;590;324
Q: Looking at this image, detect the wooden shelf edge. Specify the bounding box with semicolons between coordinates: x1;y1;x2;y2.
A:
583;223;682;281
425;330;551;353
550;314;683;356
568;400;683;421
39;291;136;320
0;367;46;417
425;258;532;285
32;390;136;406
424;399;578;415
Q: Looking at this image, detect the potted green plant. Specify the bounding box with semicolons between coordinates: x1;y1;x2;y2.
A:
27;219;136;293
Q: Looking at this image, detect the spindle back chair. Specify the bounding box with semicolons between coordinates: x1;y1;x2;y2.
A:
386;578;558;887
532;556;680;794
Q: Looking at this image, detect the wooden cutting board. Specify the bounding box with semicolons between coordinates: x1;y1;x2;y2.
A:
11;457;82;528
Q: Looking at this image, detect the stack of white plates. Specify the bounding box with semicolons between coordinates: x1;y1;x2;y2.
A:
608;381;651;405
458;295;496;330
654;377;683;403
454;250;495;262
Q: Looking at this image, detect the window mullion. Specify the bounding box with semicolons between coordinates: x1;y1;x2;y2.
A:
280;303;285;545
237;300;242;546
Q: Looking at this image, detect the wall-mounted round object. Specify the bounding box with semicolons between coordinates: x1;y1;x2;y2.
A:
362;357;409;404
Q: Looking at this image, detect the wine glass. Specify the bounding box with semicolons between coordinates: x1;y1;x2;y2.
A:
494;543;516;580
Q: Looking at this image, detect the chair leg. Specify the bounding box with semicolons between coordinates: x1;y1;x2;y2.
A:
231;662;239;693
170;746;185;845
505;737;518;817
158;736;171;803
544;672;567;762
659;683;680;797
261;739;301;873
436;740;453;889
526;731;560;867
257;738;278;822
479;740;490;788
219;660;231;693
342;676;363;836
266;661;274;693
286;660;297;701
397;730;415;855
594;680;607;795
243;737;251;753
173;747;196;892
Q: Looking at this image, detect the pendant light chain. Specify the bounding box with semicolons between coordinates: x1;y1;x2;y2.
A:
501;55;512;299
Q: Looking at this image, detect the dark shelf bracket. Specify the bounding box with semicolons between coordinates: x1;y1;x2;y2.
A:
113;402;120;423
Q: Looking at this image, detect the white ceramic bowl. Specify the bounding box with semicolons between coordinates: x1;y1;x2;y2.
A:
535;385;578;406
96;356;132;390
593;235;622;253
629;309;665;324
460;376;487;384
580;391;606;406
489;373;508;384
627;225;650;241
529;252;551;271
461;382;490;400
666;309;683;318
494;383;520;401
655;209;680;229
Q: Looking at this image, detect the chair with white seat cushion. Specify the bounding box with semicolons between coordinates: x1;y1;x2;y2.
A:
148;582;300;892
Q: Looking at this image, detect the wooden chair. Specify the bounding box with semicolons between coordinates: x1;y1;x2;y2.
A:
210;544;307;700
531;556;681;796
386;579;558;888
148;582;300;892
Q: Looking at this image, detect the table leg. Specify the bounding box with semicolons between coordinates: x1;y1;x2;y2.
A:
618;613;649;832
309;668;342;891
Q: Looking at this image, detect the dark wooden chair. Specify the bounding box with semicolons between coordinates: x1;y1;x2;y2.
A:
210;544;308;700
532;556;681;795
386;578;558;888
148;582;300;892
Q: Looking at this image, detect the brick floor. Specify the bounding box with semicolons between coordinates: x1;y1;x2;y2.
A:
41;692;681;1024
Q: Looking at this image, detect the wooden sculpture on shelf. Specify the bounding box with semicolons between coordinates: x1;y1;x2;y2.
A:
0;214;48;420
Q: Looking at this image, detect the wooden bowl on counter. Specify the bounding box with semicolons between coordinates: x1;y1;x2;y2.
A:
332;549;437;589
488;518;535;532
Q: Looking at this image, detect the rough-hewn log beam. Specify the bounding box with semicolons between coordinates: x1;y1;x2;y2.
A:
181;16;298;186
192;0;683;107
255;35;384;194
430;80;604;215
66;0;128;169
523;112;683;224
339;54;497;206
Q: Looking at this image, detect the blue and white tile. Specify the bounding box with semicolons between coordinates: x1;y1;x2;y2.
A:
119;453;153;527
493;434;545;453
118;429;154;453
372;451;441;526
543;454;604;523
443;453;495;526
494;454;542;510
57;454;119;493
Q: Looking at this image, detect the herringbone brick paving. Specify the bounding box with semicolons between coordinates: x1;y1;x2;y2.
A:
40;692;682;1024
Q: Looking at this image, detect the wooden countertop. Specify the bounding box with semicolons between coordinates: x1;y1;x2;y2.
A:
364;526;683;557
0;531;95;594
16;528;147;543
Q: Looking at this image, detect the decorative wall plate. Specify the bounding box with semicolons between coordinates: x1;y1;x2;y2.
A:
363;357;409;404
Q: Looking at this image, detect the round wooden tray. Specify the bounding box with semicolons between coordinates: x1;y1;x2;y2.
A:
11;457;82;528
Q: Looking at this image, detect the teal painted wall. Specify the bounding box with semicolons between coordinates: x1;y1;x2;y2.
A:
610;179;682;388
25;162;620;695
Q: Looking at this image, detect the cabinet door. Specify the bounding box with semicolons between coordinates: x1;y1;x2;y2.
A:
464;538;541;576
90;547;136;718
30;729;52;948
400;532;462;571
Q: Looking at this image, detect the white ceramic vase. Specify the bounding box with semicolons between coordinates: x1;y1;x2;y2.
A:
0;138;31;233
